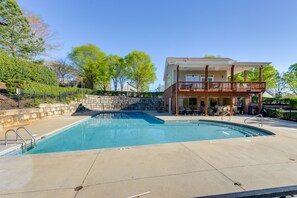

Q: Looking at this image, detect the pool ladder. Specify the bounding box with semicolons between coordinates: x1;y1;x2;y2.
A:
221;111;231;121
244;114;264;127
5;127;37;153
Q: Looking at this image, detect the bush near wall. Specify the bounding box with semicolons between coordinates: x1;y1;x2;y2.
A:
262;97;297;108
0;54;56;86
266;109;297;122
5;80;94;95
94;90;163;98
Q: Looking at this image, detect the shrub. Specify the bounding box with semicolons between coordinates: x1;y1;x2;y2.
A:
289;98;297;108
5;80;94;96
0;54;56;85
283;111;297;121
94;90;163;98
275;109;284;119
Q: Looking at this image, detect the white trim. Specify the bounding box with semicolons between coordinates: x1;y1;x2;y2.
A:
200;74;214;82
185;74;199;82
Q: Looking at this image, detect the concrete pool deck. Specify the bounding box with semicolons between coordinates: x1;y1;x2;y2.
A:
0;111;297;197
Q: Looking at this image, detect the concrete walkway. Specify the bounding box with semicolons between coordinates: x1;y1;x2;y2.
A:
0;111;297;197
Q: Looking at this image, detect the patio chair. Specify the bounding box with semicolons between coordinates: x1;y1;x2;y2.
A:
185;107;193;115
191;106;199;115
179;106;186;115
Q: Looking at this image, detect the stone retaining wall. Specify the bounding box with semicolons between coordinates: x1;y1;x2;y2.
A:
82;95;163;111
0;103;79;131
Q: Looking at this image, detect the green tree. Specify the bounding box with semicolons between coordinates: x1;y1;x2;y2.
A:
68;44;109;89
155;83;164;92
203;55;221;58
125;51;156;92
108;55;122;91
45;59;77;85
0;0;44;60
283;63;297;94
233;65;279;89
118;59;130;91
107;55;131;91
274;73;285;98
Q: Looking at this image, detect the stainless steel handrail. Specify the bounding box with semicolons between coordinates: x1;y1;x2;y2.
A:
244;114;263;127
16;127;36;147
5;129;27;152
221;111;231;121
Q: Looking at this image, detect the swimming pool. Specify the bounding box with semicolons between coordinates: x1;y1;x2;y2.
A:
13;112;273;155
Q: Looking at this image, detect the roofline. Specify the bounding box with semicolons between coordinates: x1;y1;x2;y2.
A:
163;58;271;81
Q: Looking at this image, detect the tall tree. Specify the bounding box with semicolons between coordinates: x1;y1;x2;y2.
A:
125;51;156;92
23;10;61;55
107;54;121;91
68;44;109;89
45;59;77;85
274;73;285;98
118;59;130;91
0;0;44;60
283;63;297;94
107;55;130;91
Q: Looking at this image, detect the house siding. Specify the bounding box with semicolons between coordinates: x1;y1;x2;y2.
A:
177;70;227;81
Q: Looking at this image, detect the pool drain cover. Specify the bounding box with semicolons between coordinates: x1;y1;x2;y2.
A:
74;186;83;191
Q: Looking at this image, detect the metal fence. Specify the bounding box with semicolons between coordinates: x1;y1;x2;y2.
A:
0;89;164;110
265;107;297;122
0;90;85;110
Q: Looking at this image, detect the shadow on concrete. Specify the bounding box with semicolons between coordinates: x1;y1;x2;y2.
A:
247;117;297;129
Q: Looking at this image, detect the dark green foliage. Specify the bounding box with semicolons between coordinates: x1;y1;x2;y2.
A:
94;90;163;98
289;98;297;108
263;97;297;108
0;54;57;85
266;109;297;122
0;0;44;60
5;80;94;95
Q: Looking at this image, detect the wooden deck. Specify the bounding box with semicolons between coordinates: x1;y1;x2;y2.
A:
174;81;266;93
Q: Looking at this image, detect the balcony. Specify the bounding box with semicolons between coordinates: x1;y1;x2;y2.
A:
175;81;266;93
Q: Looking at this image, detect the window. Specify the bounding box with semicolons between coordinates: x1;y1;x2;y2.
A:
178;97;197;108
200;74;214;82
185;74;199;82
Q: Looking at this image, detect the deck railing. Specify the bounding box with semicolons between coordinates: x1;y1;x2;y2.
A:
176;81;266;93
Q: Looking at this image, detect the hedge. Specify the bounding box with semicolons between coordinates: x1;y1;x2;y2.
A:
0;54;56;86
263;97;297;108
5;80;94;96
94;90;163;98
266;108;297;121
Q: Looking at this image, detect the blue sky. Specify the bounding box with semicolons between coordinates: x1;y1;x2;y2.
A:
18;0;297;90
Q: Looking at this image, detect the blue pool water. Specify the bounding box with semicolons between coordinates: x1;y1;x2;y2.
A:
19;112;272;155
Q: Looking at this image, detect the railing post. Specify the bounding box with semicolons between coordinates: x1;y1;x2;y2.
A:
34;91;36;103
18;92;21;109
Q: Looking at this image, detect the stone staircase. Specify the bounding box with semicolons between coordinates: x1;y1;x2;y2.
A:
81;95;164;111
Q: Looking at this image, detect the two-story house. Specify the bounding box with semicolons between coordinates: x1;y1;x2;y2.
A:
163;57;270;116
